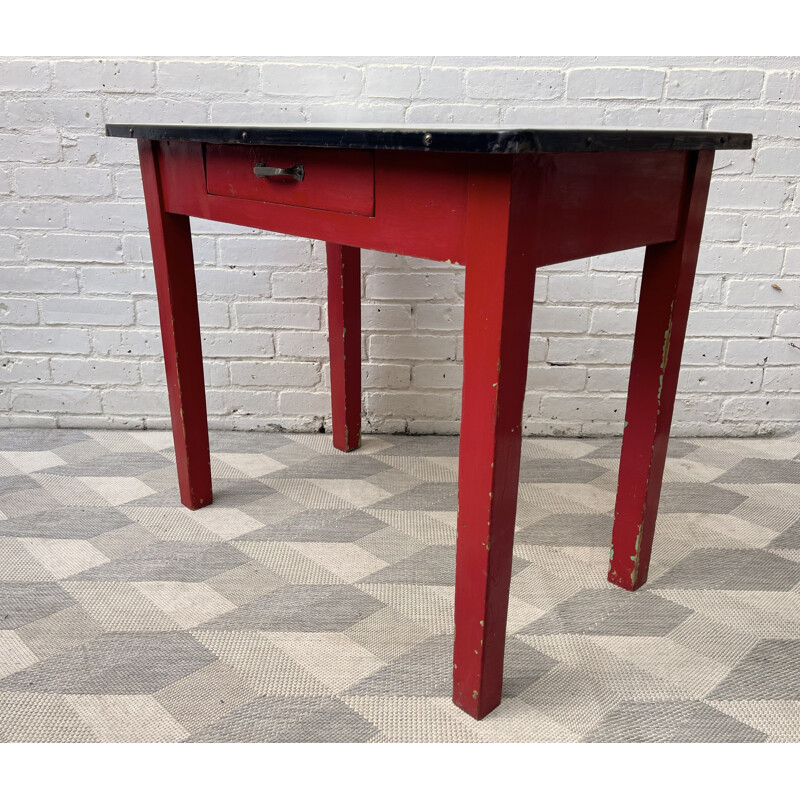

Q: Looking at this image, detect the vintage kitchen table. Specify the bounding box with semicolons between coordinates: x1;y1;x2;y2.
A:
106;123;752;719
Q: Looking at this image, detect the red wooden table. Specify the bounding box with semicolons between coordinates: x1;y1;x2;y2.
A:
107;123;751;719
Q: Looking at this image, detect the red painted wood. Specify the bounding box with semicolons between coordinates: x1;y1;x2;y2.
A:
608;150;714;591
131;136;722;718
159;141;209;205
138;140;212;510
205;144;375;216
326;243;362;452
453;155;543;720
533;151;686;267
159;143;688;269
161;142;470;264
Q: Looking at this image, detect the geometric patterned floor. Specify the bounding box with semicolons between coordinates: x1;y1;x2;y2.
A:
1;428;799;742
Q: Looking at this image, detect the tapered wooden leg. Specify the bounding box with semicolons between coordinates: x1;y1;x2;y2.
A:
138;140;212;510
609;151;714;591
326;242;361;452
453;156;540;719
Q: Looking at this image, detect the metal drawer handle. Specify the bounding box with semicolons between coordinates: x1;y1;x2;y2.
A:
253;163;305;181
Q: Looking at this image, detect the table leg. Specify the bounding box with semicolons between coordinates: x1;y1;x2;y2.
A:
608;150;714;591
138;140;212;510
453;157;539;719
326;242;361;451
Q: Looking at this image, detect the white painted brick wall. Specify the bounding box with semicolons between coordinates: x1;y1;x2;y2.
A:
1;56;799;436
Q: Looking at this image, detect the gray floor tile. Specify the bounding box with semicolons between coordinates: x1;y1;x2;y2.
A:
0;632;217;694
188;695;379;742
209;431;292;453
715;458;800;484
274;455;389;480
517;513;613;547
346;635;453;697
69;541;251;582
363;545;528;586
518;459;607;483
500;638;558;697
709;640;800;701
0;475;40;496
237;509;385;543
520;588;693;637
588;439;699;460
369;483;457;510
0;488;64;518
768;518;800;549
209;478;277;505
651;548;800;591
0;507;132;539
0;581;76;629
41;452;173;477
199;584;385;632
356;527;426;564
380;437;460;456
584;701;766;742
17;604;106;659
659;482;747;514
0;430;90;451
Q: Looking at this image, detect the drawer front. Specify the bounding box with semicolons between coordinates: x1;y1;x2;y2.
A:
205;144;375;216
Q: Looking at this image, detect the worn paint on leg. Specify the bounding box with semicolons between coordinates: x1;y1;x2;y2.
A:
326;243;362;452
453;155;541;719
608;150;714;592
138;140;212;511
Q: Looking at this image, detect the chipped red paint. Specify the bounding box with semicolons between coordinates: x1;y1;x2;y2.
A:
452;155;542;719
137;140;212;510
608;150;715;591
326;243;362;452
135;139;718;718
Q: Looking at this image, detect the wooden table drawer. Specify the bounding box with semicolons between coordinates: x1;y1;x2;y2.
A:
204;144;375;216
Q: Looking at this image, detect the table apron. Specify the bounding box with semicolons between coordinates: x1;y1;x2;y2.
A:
155;140;690;267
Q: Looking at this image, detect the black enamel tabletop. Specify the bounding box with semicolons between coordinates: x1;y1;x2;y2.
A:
106;124;752;154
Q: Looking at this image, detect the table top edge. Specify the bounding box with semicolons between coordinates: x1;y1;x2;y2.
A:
105;123;753;153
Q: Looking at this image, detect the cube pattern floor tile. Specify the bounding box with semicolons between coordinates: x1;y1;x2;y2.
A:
0;429;798;742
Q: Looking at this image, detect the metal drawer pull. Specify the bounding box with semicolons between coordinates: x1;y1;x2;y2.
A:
253;163;305;181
